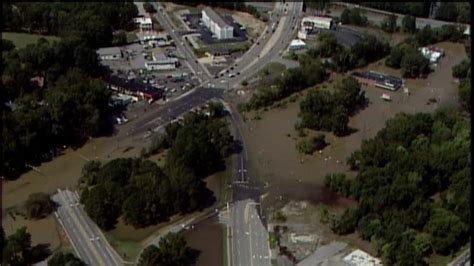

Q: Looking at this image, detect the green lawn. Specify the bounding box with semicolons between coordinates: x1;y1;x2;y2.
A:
2;32;61;49
268;231;278;249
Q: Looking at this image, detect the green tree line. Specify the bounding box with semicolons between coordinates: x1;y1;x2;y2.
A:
239;60;328;111
306;33;390;73
2;2;138;48
138;232;199;266
352;2;470;24
325;108;470;264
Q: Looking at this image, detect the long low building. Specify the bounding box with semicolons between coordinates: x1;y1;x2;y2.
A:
97;47;123;61
351;70;403;91
105;75;164;103
145;53;179;71
301;16;333;31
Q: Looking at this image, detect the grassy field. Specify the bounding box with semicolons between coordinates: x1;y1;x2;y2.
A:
256;62;287;77
2;32;61;48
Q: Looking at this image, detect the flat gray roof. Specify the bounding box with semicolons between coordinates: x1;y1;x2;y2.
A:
97;47;121;55
203;6;231;29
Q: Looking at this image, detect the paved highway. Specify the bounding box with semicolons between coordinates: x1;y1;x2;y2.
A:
124;87;223;138
209;1;304;90
53;189;122;266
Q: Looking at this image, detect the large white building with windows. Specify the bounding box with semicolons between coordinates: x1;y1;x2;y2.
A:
202;7;234;40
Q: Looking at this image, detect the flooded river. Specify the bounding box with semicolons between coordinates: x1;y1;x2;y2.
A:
183;216;224;266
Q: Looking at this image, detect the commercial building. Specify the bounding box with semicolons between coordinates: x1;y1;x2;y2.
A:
301;16;333;31
145;53;179;71
298;16;333;40
105;75;163;103
96;47;123;61
343;249;382;266
202;7;234;40
134;17;153;32
351;71;403;91
289;39;306;50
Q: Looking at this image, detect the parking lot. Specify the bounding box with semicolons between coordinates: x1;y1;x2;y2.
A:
183;13;248;44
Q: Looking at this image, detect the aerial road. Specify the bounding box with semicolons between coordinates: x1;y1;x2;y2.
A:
53;189;123;266
150;2;212;81
55;2;302;264
209;1;304;90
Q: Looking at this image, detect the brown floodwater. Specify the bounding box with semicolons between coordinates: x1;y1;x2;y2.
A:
183;216;224;266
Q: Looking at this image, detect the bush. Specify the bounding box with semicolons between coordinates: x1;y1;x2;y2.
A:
143;2;156;13
340;8;368;26
400;50;430;78
25;192;55;219
452;59;470;79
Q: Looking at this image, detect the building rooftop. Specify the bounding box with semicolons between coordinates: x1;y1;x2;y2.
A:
106;75;163;96
134;17;152;25
302;16;333;23
290;39;306;46
343;249;382;266
97;47;121;56
203;6;231;28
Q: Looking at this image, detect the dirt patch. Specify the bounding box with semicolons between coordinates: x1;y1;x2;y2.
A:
231;11;266;39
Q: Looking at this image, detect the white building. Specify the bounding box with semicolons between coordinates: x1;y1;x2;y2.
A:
463;25;470;36
145;53;179;71
289;39;306;50
343;249;382;266
134;17;153;32
96;47;122;61
301;16;333;31
419;46;444;63
202;7;234;40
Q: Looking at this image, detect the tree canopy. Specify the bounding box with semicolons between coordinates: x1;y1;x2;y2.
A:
2;227;32;265
138;233;199;266
2;2;138;47
327;108;470;264
24;192;55;220
356;2;431;18
48;252;85;266
340;8;368;26
240;60;328;111
298;77;366;136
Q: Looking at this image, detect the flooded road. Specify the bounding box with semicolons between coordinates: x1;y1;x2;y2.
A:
183;217;224;266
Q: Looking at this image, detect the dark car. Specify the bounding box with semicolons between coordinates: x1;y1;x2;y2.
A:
230;66;234;71
236;72;241;75
214;75;218;79
220;73;224;77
